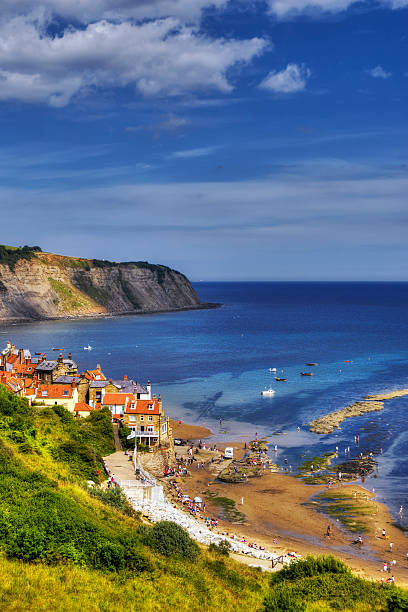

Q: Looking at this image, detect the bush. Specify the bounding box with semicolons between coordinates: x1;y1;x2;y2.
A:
387;589;408;611
88;486;139;518
271;555;350;584
149;521;199;560
209;539;231;556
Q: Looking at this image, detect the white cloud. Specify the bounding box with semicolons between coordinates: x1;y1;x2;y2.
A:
266;0;408;18
0;0;230;24
171;146;220;158
259;63;310;93
0;14;266;106
367;65;392;79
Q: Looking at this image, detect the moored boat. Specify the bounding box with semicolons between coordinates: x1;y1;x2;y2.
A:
261;388;276;395
301;372;313;376
305;363;318;366
275;377;287;382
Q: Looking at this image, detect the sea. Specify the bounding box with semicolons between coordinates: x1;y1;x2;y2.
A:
2;281;408;525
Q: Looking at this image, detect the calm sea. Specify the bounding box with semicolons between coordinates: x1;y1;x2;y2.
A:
2;282;408;523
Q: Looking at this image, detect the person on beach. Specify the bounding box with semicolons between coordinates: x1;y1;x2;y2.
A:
382;528;386;537
326;525;331;537
390;542;393;552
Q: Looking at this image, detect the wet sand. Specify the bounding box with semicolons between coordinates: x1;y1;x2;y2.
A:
162;441;408;586
169;419;213;440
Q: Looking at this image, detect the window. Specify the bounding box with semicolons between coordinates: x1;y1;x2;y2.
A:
129;415;136;422
147;426;153;432
148;415;153;422
140;415;144;421
130;403;135;409
148;404;154;410
62;390;68;396
42;390;48;397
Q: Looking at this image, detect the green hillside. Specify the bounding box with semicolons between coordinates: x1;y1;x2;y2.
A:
0;385;405;611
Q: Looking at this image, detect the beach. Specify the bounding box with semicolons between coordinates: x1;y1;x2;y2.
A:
139;432;408;587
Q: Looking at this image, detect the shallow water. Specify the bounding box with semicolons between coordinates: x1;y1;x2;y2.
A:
2;281;408;524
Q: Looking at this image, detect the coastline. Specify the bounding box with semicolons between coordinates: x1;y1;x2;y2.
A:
144;385;408;585
0;302;222;325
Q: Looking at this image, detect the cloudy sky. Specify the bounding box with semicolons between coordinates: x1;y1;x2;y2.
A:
0;0;407;280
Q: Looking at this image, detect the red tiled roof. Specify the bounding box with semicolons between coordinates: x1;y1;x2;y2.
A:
74;402;99;412
85;369;106;381
36;384;74;398
125;399;160;415
103;393;135;405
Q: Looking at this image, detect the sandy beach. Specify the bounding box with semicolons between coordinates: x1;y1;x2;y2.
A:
152;434;408;587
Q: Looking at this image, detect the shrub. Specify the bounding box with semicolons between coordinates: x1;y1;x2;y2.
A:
88;486;139;518
148;521;199;560
271;555;350;584
387;589;408;611
209;539;232;556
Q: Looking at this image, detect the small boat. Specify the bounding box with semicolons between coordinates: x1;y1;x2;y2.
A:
301;372;313;376
261;389;276;396
269;367;277;372
35;352;42;355
84;345;92;351
305;363;318;366
275;377;287;382
52;347;62;351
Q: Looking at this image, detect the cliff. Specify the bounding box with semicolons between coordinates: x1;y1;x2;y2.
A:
0;246;211;322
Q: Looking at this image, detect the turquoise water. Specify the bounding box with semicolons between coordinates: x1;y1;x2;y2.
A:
2;281;408;523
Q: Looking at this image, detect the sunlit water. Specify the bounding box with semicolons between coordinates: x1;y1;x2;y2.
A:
2;282;408;525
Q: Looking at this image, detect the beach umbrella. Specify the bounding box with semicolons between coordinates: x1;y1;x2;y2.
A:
193;496;202;503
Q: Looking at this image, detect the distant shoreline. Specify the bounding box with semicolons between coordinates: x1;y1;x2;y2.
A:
0;301;222;326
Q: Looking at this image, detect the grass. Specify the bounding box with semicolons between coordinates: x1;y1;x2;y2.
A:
0;244;42;269
0;385;406;611
48;277;97;312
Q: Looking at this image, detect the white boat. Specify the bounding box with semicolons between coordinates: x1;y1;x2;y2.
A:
269;367;277;372
84;345;92;351
261;388;276;396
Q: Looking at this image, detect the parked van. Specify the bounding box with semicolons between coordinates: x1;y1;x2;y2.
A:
224;447;234;459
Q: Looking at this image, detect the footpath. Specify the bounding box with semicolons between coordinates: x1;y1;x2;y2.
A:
103;451;294;569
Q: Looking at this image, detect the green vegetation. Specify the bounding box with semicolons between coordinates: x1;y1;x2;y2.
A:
49;277;97;311
0;384;270;610
148;521;199;560
313;489;377;534
209;539;232;556
72;272;111;306
0;244;42;269
264;556;395;611
205;492;246;523
1;385;406;610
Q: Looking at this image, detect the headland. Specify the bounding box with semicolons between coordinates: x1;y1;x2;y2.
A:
0;244;219;322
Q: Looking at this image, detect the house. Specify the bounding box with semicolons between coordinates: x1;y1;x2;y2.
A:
73;402;101;418
88;376;151;406
35;382;79;411
122;394;171;448
35;353;78;384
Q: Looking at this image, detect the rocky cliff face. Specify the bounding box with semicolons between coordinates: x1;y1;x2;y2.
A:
0;251;208;322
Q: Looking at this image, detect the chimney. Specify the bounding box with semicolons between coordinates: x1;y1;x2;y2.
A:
71;379;76;388
147;380;151;399
124;375;127;381
58;353;63;363
97;363;101;371
109;378;112;383
67;353;72;360
18;348;24;364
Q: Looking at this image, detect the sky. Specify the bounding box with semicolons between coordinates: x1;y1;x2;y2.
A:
0;0;407;280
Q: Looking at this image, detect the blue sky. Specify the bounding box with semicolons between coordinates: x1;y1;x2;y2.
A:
0;0;406;280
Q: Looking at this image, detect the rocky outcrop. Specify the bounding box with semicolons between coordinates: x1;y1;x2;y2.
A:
0;250;214;322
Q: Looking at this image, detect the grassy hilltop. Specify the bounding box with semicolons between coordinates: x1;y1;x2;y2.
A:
0;385;406;611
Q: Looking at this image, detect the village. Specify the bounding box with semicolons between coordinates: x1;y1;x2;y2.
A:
0;341;172;449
